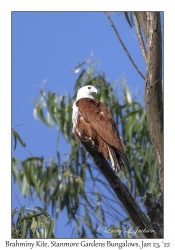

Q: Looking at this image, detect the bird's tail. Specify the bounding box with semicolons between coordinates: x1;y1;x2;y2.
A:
108;146;131;173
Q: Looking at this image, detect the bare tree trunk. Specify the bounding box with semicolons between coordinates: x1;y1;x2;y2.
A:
134;12;163;192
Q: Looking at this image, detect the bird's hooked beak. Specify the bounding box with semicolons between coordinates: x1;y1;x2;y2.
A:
92;87;97;95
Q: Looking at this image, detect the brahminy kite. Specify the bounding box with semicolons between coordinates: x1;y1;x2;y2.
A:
72;85;130;172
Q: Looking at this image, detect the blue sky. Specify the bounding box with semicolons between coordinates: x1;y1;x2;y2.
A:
12;12;147;238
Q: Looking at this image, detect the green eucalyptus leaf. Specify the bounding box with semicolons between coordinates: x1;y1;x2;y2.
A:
12;129;26;150
21;219;27;238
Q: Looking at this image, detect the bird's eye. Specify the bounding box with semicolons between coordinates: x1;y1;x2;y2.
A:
88;87;91;89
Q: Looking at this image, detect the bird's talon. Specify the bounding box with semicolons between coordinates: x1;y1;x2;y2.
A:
83;137;95;147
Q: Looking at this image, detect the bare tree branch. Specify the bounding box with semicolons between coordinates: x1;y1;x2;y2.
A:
134;12;148;40
104;12;145;80
81;139;158;238
133;13;147;64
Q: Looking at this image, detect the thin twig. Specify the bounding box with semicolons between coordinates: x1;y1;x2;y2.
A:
133;13;147;64
12;188;22;207
104;12;145;80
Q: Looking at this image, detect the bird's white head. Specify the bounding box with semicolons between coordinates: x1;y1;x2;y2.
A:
76;85;97;100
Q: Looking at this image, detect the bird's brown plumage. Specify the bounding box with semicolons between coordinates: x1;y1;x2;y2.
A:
74;98;130;172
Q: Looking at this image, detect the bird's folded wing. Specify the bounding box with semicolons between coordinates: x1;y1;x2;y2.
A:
76;98;125;152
